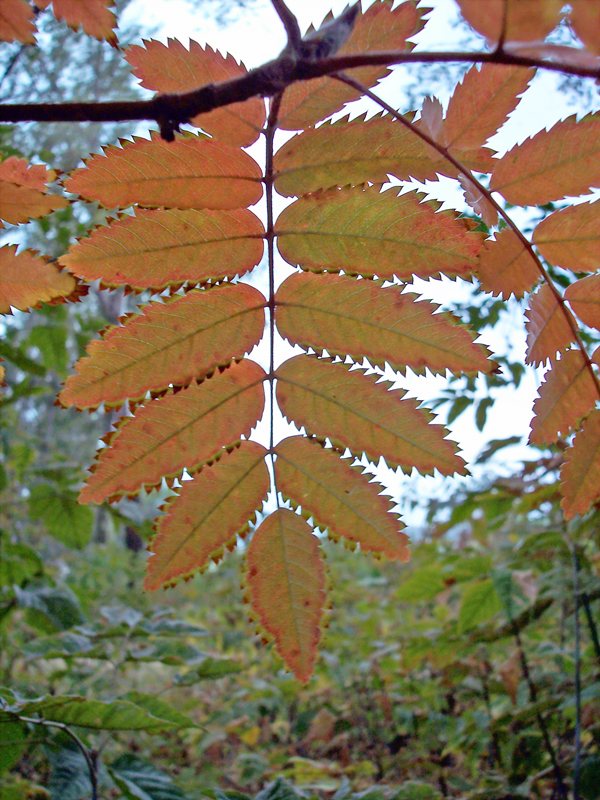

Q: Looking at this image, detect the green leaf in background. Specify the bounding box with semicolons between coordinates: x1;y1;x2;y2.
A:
0;539;43;587
26;325;69;376
2;695;193;732
28;485;93;549
174;656;246;685
580;755;600;800
121;692;199;729
46;739;94;800
395;566;445;602
457;579;501;633
14;585;84;632
0;719;28;774
255;778;304;800
109;754;187;800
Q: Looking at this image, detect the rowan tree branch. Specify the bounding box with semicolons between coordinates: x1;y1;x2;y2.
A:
270;0;302;53
0;48;598;125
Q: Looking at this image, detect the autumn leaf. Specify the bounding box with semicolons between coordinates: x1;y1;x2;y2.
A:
490;114;600;205
525;283;575;366
456;0;564;44
477;229;540;300
59;208;265;291
0;0;35;43
276;186;482;280
0;156;68;225
561;409;600;519
275;436;409;560
246;509;326;682
534;201;600;271
276;355;465;476
0;246;77;313
60;283;266;410
529;349;597;445
36;0;117;44
565;274;600;329
79;359;266;503
145;441;269;590
126;39;265;146
275;272;494;375
65;134;263;210
569;0;600;53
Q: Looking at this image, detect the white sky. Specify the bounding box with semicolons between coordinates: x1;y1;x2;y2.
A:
116;0;598;526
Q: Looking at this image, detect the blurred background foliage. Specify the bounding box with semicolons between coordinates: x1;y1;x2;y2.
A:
1;1;599;798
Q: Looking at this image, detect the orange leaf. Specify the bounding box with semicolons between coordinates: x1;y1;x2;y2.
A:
0;246;77;313
440;64;534;173
569;0;600;53
0;0;35;43
59;208;265;291
79;359;266;504
246;508;326;682
276;355;465;475
456;0;563;44
65;134;263;211
477;229;539;300
60;283;266;410
275;436;409;560
0;156;56;191
278;1;424;130
126;39;265;146
0;182;68;225
490;114;600;205
459;174;498;226
275;272;494;375
38;0;116;44
561;409;600;519
534;201;600;271
565;274;600;329
274;113;447;197
145;441;269;590
525;283;575;366
276;186;482;280
529;349;597;446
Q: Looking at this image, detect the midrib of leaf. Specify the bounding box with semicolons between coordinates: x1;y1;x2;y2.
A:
277;370;445;464
91;374;265;493
276;298;474;364
79;301;266;390
91;233;264;258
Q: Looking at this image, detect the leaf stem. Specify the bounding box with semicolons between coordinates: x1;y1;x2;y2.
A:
334;72;600;404
264;92;283;505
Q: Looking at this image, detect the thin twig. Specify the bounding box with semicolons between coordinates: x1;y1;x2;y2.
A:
17;715;98;800
572;546;582;800
334;72;600;404
0;48;598;126
264;92;283;505
270;0;302;53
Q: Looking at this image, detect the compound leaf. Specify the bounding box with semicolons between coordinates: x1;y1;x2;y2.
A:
60;283;266;410
145;441;269;590
276;186;482;280
80;359;266;503
126;38;265;145
529;349;597;445
534;201;600;271
275;435;409;560
561;409;600;519
490;114;600;205
65;134;263;210
276;355;465;475
275;272;494;374
246;509;326;682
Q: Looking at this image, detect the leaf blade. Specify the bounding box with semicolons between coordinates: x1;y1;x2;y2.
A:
565;274;600;329
534;201;600;271
0;246;77;314
247;509;326;682
560;409;600;519
145;441;269;590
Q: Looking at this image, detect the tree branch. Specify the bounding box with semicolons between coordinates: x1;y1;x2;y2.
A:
270;0;302;53
0;48;597;125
